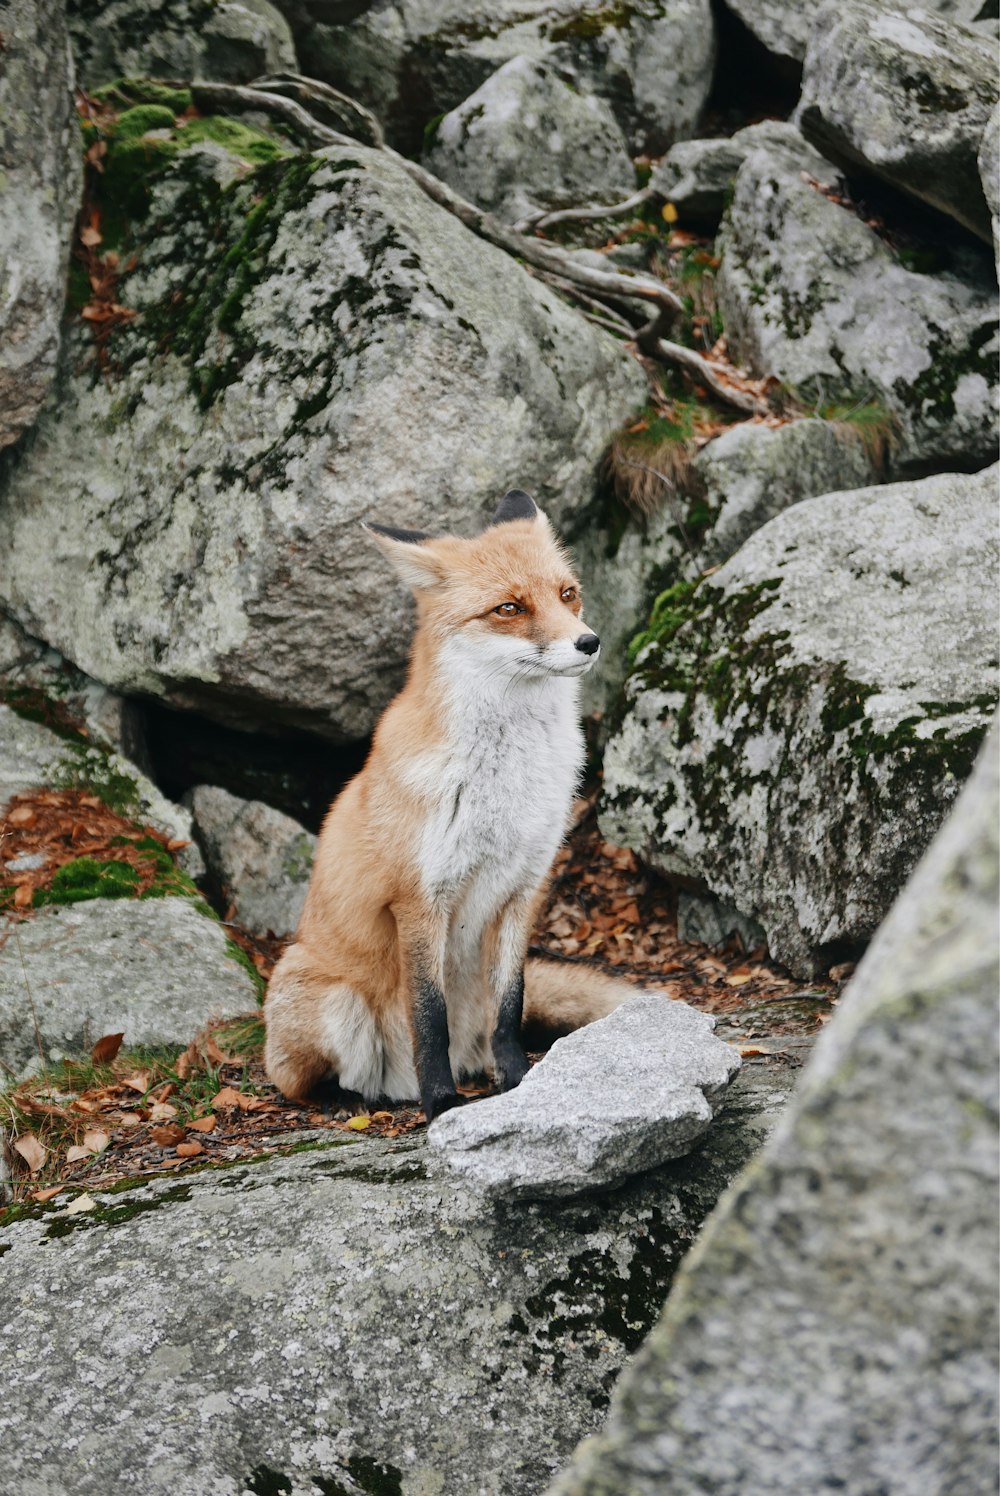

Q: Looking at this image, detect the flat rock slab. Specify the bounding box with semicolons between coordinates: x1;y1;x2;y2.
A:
429;994;740;1199
0;1056;794;1496
0;896;258;1073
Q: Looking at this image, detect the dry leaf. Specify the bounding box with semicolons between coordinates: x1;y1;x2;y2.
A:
370;1111;393;1123
149;1101;178;1121
175;1140;204;1158
151;1124;185;1147
122;1071;150;1094
117;1113;142;1129
91;1032;124;1064
186;1114;217;1134
80;224;103;247
13;884;32;909
211;1086;243;1111
32;1186;64;1202
13;1133;46;1173
63;1193;97;1216
7;805;36;826
82;1129;110;1154
65;1145;93;1163
345;1115;371;1131
203;1036;227;1066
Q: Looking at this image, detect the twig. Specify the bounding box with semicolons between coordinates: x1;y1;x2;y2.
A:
516;185;654;234
651;338;760;414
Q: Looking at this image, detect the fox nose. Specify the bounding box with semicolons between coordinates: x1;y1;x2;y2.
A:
575;632;600;656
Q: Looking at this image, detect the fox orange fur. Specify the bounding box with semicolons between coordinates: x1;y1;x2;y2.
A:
264;490;634;1120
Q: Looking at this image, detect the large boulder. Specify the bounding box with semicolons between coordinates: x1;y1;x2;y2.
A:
273;0;716;156
0;896;258;1075
0;1050;802;1495
717;129;999;473
979;102;1000;269
721;0;998;69
67;0;297;87
600;466;1000;976
0;125;644;741
0;0;81;451
550;718;999;1496
572;415;878;717
424;57;635;225
648;119;804;225
189;783;315;938
798;0;999;244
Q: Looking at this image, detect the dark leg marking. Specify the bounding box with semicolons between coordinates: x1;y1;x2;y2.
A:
413;973;461;1122
492;971;529;1092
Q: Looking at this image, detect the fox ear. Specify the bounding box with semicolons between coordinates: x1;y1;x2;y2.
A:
489;489;538;526
363;521;444;591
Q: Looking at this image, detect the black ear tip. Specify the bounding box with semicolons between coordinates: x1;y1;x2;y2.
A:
490;489;538;527
365;521;432;544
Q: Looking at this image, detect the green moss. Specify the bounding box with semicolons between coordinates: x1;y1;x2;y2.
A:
176;115;291;165
92;78;193;113
225;939;266;1001
626;579;700;666
549;1;640;40
52;742;142;816
34;857;140;907
114;104;177;140
895;323;997;424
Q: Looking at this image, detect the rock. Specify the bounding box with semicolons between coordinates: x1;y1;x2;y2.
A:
600;466;1000;976
0;1043;798;1495
573;414;878;718
424;57;635;225
190;783;315;937
549;720;1000;1496
676;890;765;951
798;1;999;244
67;0;297;88
429;994;741;1199
0;129;644;742
648;119;804;225
690;416;878;565
274;0;716;156
717;128;999;473
0;0;81;451
980;103;1000;268
0;610;145;760
0;896;257;1074
0;703;204;879
721;0;998;69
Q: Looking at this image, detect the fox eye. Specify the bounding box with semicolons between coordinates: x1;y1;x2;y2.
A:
561;586;578;603
494;601;521;617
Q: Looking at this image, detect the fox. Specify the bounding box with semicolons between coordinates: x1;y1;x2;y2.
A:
263;488;638;1122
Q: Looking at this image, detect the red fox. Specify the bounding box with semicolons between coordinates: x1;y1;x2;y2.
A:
264;490;636;1121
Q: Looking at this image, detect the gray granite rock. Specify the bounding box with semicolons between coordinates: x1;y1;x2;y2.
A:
274;0;716;156
0;0;80;451
722;0;998;68
980;103;1000;269
0;1043;799;1495
67;0;296;87
601;466;1000;976
425;57;635;225
550;718;1000;1496
798;0;999;243
429;994;740;1199
0;703;204;878
0;896;257;1074
648;120;805;224
0;135;643;742
677;890;765;951
190;783;315;938
717;127;999;472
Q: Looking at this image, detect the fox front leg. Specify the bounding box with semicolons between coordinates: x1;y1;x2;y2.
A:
486;898;532;1093
398;910;462;1123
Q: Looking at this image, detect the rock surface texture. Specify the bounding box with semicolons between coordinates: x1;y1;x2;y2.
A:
717;128;999;472
648;119;804;224
601;466;1000;976
980;102;1000;267
722;0;999;67
0;135;643;740
550;719;1000;1496
274;0;716;155
190;783;315;938
0;896;257;1074
429;994;740;1198
0;1051;798;1496
0;0;80;451
424;57;635;225
0;703;203;875
67;0;297;87
798;0;999;243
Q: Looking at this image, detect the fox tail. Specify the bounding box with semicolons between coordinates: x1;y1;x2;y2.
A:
522;956;635;1036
